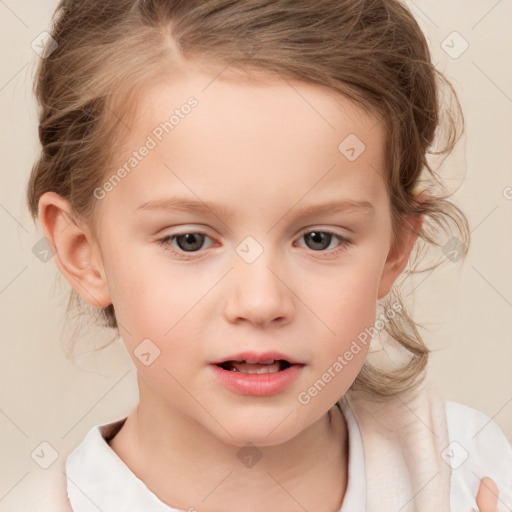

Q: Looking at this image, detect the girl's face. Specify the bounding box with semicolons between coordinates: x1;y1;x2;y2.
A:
91;65;406;446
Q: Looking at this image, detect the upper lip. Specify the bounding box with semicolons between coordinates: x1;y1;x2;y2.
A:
210;351;303;365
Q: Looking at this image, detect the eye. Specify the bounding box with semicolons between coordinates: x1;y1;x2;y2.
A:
156;229;352;260
157;232;214;257
296;230;352;255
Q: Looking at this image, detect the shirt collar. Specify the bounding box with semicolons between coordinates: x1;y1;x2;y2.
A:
66;398;366;511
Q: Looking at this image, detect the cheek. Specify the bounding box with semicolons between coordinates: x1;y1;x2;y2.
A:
103;249;220;375
100;231;194;325
311;256;383;332
293;258;384;407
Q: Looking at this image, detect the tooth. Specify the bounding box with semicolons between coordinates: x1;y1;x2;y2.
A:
229;361;281;374
241;359;276;364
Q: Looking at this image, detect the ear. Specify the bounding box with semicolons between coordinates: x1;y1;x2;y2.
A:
37;191;112;309
377;211;423;300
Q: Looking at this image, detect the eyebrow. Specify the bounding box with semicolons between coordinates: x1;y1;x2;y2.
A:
136;196;235;220
135;196;374;221
286;199;374;220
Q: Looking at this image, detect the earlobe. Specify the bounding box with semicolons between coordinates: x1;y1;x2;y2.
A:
37;191;112;309
377;213;423;300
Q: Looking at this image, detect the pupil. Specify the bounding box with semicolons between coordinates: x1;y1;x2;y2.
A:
177;233;204;252
306;231;331;250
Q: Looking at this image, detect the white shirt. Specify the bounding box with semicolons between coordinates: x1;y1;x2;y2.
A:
65;399;512;512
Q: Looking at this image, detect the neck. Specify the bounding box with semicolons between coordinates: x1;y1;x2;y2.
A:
109;378;348;512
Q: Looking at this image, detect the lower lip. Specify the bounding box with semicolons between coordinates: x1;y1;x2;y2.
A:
209;364;304;396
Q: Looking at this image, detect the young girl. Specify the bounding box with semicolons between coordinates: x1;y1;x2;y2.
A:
25;0;511;511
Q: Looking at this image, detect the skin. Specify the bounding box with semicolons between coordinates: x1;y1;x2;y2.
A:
38;64;499;512
476;478;499;512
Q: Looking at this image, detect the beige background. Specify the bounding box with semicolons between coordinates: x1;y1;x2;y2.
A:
1;0;511;507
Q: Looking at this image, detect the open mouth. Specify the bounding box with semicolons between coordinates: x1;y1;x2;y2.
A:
215;360;292;374
210;354;303;395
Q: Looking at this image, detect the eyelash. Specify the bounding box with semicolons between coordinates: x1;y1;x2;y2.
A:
156;229;352;260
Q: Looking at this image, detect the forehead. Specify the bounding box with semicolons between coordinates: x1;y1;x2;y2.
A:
135;65;382;145
107;65;388;214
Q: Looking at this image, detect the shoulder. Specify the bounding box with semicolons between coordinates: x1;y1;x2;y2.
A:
444;400;512;464
9;419;126;512
6;460;73;512
444;400;512;511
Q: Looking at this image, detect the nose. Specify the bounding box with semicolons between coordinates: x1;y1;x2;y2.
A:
223;251;294;327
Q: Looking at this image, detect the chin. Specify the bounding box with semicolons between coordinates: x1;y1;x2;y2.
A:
205;410;306;448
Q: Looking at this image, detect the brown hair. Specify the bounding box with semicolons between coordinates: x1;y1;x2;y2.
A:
27;0;469;399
